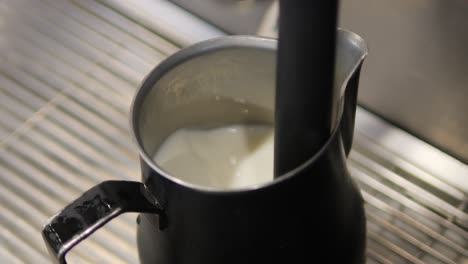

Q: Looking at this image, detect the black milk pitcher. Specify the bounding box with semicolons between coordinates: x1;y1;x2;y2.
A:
42;29;368;264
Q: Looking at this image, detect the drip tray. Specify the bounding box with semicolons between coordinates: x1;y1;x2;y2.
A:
0;0;466;263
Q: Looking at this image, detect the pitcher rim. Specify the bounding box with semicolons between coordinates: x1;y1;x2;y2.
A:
130;31;367;193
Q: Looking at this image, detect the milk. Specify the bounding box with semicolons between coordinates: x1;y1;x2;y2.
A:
153;125;274;189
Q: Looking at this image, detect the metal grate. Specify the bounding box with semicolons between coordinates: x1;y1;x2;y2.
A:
351;109;467;263
0;0;466;263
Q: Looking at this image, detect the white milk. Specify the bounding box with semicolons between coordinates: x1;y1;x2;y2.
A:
153;125;274;189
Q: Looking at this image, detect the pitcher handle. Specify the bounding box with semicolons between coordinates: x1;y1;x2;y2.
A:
42;181;163;264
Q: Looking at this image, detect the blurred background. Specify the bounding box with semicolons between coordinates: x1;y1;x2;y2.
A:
0;0;466;263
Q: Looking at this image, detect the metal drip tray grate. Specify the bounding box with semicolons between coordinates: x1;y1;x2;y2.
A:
351;109;467;263
0;0;466;263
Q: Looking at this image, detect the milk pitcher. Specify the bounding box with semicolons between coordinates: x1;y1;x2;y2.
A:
42;29;368;263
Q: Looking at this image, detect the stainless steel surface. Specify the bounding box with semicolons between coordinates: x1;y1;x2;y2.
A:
353;109;468;263
0;0;466;263
170;0;273;34
340;0;468;164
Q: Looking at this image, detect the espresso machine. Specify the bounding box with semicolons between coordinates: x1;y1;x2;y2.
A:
0;0;466;263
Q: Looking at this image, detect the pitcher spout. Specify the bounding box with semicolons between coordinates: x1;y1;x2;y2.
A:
334;29;368;155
